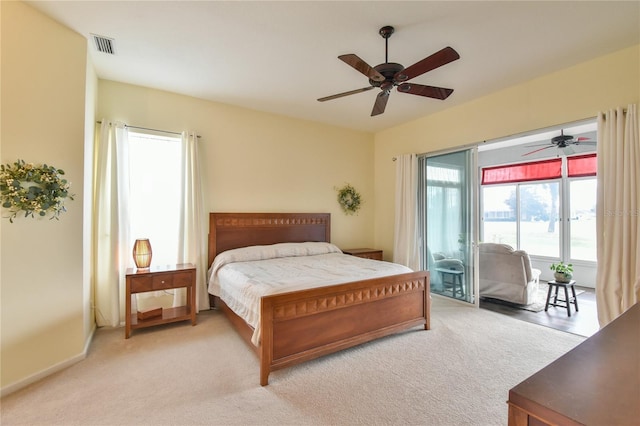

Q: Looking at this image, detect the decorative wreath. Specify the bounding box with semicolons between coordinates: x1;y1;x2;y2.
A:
335;183;362;215
0;159;73;223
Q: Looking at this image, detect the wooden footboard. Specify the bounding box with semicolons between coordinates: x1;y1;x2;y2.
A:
259;270;429;385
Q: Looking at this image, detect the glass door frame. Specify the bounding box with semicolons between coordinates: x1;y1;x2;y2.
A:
418;146;479;307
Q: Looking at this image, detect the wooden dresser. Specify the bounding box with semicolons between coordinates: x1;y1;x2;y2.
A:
508;302;640;425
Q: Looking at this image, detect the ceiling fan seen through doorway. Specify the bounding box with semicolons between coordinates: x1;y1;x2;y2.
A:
318;25;460;116
522;130;596;156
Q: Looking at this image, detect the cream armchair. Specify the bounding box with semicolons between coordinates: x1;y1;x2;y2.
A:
479;243;541;305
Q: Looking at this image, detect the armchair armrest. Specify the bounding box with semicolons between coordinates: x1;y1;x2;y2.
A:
531;268;541;283
434;258;464;270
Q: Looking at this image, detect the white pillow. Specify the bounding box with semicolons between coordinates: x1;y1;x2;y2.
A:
211;241;342;272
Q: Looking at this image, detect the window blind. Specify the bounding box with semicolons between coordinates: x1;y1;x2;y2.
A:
482;158;562;185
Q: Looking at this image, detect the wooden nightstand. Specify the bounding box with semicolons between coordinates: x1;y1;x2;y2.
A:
125;263;197;338
342;248;383;260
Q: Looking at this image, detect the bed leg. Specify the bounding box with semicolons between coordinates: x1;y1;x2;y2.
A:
260;367;270;386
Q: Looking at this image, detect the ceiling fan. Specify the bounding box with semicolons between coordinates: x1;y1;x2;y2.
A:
522;130;596;156
317;25;460;116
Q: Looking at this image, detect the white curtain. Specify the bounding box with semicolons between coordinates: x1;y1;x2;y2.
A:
94;121;131;327
596;104;640;326
176;131;209;311
393;154;420;270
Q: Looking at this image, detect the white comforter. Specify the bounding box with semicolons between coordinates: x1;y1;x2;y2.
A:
207;242;413;345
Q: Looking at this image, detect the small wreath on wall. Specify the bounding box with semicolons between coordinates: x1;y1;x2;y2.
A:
0;159;73;223
335;183;362;215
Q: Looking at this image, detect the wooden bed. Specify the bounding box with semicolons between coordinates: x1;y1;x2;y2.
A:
208;212;431;385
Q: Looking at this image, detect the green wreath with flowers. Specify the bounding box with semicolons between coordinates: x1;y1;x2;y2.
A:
0;159;73;223
335;183;362;215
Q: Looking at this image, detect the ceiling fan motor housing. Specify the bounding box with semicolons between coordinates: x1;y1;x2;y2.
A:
369;62;404;86
552;135;574;147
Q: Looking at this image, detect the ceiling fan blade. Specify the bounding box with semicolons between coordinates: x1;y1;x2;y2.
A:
317;86;374;102
371;91;390;116
522;146;554;156
525;143;552;148
573;137;596;145
338;54;385;82
397;83;454;100
394;46;460;82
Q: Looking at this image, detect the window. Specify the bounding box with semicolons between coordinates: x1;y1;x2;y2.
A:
569;178;597;261
482;184;517;247
481;153;596;263
128;131;182;266
518;181;560;258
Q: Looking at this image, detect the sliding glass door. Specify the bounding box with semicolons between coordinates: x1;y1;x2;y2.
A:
419;149;476;304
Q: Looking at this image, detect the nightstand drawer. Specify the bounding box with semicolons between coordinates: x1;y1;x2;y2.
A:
342;248;383;261
130;276;154;292
171;272;192;287
152;274;175;290
358;252;383;260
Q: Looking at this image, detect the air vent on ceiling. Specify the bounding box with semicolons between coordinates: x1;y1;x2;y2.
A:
91;34;116;55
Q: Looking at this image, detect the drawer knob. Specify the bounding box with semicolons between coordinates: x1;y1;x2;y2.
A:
161;280;165;284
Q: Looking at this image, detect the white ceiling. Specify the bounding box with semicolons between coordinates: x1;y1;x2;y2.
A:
27;1;640;133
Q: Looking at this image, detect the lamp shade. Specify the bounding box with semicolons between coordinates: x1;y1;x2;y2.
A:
133;239;152;269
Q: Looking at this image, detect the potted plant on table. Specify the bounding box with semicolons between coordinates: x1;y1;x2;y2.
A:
550;262;573;283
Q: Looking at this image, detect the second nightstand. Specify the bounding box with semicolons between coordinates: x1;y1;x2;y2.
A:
342;248;383;260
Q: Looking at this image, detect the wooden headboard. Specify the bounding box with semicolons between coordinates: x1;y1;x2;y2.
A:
208;213;331;267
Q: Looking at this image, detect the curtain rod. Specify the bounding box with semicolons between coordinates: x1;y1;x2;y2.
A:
96;121;200;138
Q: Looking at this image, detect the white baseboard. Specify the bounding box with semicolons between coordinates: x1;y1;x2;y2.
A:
1;327;96;397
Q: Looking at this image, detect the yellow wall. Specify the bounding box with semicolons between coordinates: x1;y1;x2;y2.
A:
1;1;87;391
373;45;640;257
83;50;99;342
98;80;376;250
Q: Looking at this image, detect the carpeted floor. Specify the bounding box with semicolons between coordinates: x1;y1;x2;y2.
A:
0;297;585;426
